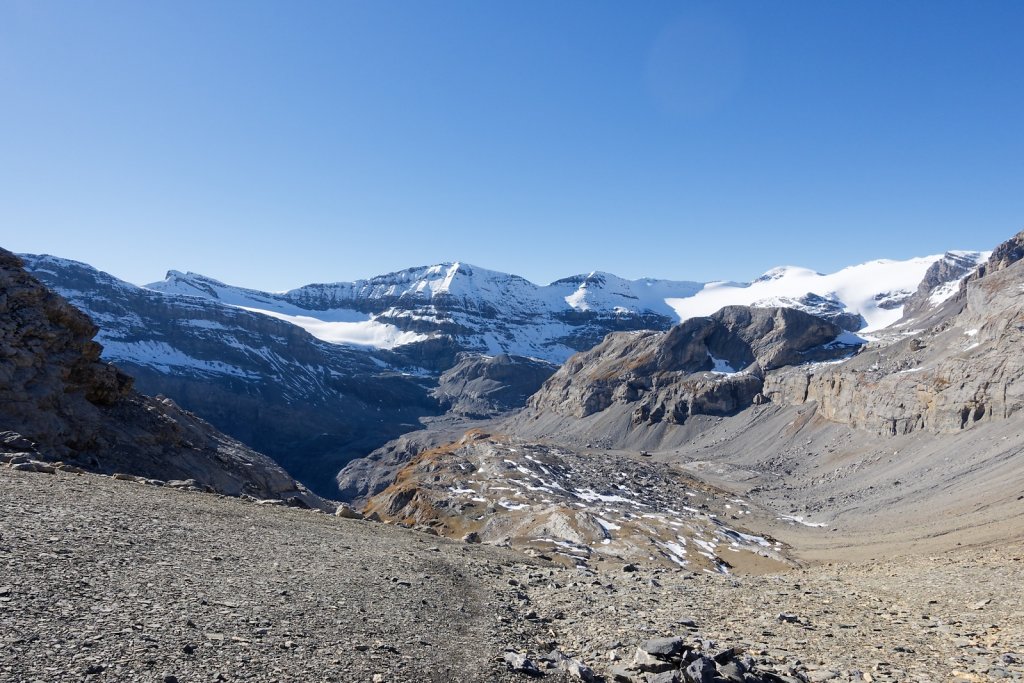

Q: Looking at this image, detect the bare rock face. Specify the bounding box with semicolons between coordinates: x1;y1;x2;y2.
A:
20;253;441;498
901;251;987;320
431;353;557;418
767;230;1024;435
528;306;850;426
0;248;329;508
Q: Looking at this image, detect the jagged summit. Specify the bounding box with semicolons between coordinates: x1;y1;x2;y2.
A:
138;251;984;358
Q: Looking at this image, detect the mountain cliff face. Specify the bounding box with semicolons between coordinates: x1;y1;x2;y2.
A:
0;248;327;508
899;251;986;321
22;255;440;496
766;230;1024;435
526;306;854;427
147;263;704;364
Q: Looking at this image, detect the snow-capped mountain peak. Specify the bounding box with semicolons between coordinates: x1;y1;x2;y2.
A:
137;250;990;356
145;264;703;359
668;252;988;334
752;265;822;283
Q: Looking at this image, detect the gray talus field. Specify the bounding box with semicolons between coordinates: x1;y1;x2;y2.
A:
3;466;1023;682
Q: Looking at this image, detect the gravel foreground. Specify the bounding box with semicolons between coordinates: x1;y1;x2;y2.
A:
2;467;1022;683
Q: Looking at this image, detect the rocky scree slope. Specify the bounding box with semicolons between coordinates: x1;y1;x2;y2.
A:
334;415;500;504
22;254;440;497
365;430;793;575
12;466;1013;683
0;248;326;507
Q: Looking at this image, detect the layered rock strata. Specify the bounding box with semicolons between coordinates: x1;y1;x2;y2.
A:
0;248;327;507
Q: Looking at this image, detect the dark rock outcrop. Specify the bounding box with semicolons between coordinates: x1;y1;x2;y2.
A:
431;353;557;418
901;251;988;321
527;306;854;425
22;254;440;497
767;230;1024;435
0;248;328;507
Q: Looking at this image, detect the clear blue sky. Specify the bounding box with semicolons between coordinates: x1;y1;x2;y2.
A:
1;1;1022;290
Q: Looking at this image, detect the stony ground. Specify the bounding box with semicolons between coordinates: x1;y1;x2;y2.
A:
0;466;554;683
3;466;1023;682
518;551;1024;682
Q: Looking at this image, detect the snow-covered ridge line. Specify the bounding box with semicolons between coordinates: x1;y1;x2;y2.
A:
148;262;704;320
667;252;988;333
146;262;705;355
22;250;990;358
146;252;987;351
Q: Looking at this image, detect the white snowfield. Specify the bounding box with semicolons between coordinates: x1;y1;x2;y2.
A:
667;252;985;333
145;252;987;356
236;307;429;350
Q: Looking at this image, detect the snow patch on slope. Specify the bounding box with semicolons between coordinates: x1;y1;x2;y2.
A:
236;308;428;349
144;251;984;355
99;339;258;378
667;257;944;332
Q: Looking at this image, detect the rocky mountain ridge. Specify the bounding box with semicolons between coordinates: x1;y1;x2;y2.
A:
356;230;1024;589
526;306;856;427
431;353;558;419
0;248;328;508
21;254;440;496
147;253;986;355
766;230;1024;436
19;246;990;501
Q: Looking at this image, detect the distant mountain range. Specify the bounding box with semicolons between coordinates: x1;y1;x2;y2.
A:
21;249;987;497
149;251;985;355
